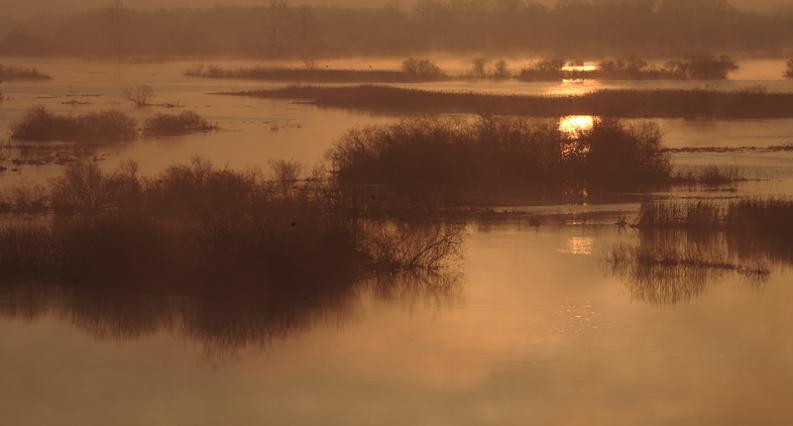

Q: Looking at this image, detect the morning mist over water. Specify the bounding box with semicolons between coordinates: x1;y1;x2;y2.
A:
2;0;793;425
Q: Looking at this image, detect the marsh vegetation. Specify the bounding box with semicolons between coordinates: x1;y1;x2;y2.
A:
635;199;793;237
329;117;673;200
143;111;217;136
0;159;463;287
0;64;50;80
608;230;770;306
607;199;793;305
186;58;447;83
10;107;137;143
518;56;739;81
9;107;216;142
226;85;793;119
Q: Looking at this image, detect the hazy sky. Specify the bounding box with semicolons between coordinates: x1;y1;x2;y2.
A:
0;0;788;19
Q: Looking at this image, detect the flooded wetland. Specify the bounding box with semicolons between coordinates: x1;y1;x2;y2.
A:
4;1;793;424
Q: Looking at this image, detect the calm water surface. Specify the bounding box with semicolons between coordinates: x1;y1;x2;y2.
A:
2;225;792;425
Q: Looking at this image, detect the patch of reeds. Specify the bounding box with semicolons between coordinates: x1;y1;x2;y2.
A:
635;199;793;235
9;106;137;143
224;85;793;119
143;111;216;136
0;64;51;81
672;166;743;187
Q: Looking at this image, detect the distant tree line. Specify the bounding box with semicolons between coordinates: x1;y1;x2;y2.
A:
2;0;793;58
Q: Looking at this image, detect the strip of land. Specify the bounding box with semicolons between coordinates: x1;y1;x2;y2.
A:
221;85;793;119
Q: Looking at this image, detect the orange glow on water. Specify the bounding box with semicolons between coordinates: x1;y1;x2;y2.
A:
559;115;595;136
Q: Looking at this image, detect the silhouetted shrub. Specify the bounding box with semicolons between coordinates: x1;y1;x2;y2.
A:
786;59;793;79
0;159;464;293
329;116;671;199
665;55;738;80
401;58;447;81
10;106;138;143
492;59;511;79
143;111;216;136
517;59;566;81
122;84;156;107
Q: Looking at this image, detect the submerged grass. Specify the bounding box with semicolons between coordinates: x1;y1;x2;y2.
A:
224;85;793;119
10;106;137;143
143;111;216;136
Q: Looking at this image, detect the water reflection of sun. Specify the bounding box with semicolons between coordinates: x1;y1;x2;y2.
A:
559;115;595;136
562;64;598;73
560;237;594;256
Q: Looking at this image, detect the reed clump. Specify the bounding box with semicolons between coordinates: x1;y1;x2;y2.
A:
10;106;137;143
635;199;793;238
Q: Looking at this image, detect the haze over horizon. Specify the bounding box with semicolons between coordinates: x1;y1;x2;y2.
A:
1;0;790;18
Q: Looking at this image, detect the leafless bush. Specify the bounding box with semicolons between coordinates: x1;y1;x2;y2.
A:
122;84;155;107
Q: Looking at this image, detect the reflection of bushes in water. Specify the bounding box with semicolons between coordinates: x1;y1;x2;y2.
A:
10;106;137;143
608;230;769;306
0;160;463;349
609;199;793;305
143;111;216;136
329;116;671;200
227;85;793;119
